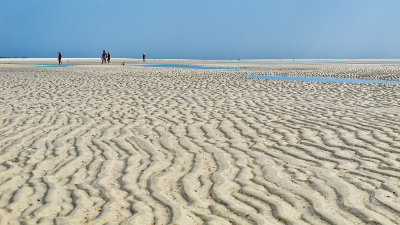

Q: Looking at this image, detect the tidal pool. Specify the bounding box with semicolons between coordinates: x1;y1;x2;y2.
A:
36;64;71;67
229;61;400;65
247;75;400;84
140;64;239;70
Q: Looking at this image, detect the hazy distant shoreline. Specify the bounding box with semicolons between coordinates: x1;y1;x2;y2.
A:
2;58;400;65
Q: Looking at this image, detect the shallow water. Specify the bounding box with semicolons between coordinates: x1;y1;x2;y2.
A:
140;64;239;69
36;64;71;67
284;61;400;65
226;61;340;65
247;75;400;84
229;61;400;65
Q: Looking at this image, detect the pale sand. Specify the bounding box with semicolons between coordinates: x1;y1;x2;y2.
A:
0;61;399;225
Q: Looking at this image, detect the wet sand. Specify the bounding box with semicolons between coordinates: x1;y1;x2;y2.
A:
0;61;399;224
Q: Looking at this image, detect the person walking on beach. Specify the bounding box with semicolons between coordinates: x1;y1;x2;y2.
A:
58;52;62;65
107;52;111;64
102;50;107;64
142;53;146;62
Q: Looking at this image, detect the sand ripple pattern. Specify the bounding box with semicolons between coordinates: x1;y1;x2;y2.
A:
0;65;400;225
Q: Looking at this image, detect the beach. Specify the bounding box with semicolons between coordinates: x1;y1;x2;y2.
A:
0;60;399;224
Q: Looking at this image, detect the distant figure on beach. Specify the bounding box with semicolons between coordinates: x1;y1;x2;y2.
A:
58;52;62;65
142;53;146;62
102;50;107;64
107;52;111;64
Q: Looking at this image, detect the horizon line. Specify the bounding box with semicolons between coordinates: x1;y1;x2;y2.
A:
2;58;400;60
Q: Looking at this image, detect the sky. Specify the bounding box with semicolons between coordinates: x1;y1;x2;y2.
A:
1;0;400;59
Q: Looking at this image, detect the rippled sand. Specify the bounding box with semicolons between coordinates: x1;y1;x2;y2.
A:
0;63;400;224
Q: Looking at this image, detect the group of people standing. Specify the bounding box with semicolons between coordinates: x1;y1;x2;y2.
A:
57;51;146;65
102;50;111;64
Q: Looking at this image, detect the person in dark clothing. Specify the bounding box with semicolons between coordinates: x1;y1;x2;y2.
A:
102;50;107;64
142;53;146;62
58;52;62;65
107;52;111;64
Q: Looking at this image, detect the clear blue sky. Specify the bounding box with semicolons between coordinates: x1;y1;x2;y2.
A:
1;0;400;59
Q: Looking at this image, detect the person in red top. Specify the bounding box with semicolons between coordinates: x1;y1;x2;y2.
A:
58;52;62;65
107;52;111;64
